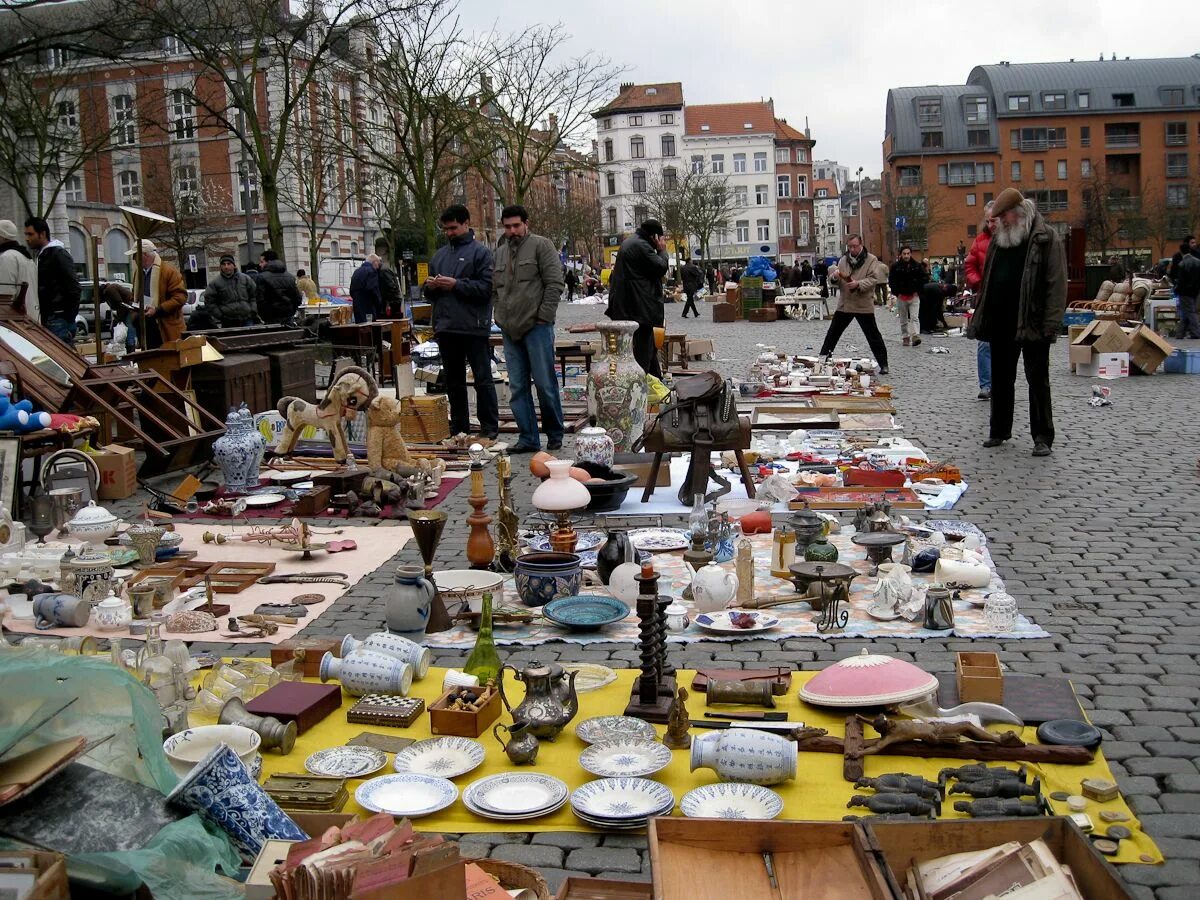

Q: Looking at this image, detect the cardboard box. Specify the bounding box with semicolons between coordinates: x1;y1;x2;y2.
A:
93;444;137;500
1124;324;1174;375
1076;352;1129;379
1072;318;1131;355
956;651;1003;703
1068;342;1095;369
686;339;715;360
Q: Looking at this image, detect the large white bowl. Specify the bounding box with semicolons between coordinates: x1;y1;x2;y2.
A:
163;724;261;778
434;570;505;614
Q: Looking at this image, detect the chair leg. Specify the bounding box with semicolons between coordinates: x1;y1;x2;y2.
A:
641;453;664;503
734;449;756;499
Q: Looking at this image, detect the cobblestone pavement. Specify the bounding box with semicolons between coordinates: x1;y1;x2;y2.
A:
121;300;1200;896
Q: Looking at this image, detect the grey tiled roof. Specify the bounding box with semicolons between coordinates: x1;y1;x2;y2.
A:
885;85;996;158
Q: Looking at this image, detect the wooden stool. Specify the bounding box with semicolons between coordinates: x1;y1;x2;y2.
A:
660;334;689;372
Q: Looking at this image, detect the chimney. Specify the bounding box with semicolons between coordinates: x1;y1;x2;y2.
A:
619;82;634;92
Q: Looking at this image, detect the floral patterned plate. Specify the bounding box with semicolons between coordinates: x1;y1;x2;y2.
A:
628;528;690;552
304;746;388;778
570;777;675;821
355;774;457;818
526;531;604;552
913;519;987;544
392;737;484;778
680;783;784;820
464;772;569;817
694;610;781;635
579;739;672;778
575;715;658;745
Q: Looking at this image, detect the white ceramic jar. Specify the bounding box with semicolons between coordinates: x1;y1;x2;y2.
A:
690;728;797;785
341;632;432;680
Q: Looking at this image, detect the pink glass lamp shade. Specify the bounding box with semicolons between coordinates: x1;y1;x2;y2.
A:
532;460;590;513
799;648;939;707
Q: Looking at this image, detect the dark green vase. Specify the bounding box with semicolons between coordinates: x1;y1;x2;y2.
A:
804;536;839;562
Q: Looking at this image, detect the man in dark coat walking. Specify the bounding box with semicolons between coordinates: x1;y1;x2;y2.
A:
349;255;383;323
606;219;668;378
680;260;704;319
967;188;1067;457
255;250;302;324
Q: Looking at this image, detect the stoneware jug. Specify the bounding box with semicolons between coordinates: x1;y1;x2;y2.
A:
499;662;579;740
493;720;539;764
690;561;739;613
342;632;432;680
690;728;797;785
386;565;436;638
33;592;91;630
319;649;413;697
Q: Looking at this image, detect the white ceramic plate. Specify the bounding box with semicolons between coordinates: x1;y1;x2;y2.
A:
680;783;784;820
268;470;319;484
628;528;689;552
464;794;567;821
866;605;902;621
464;773;569;817
243;492;287;507
304;746;388;778
526;530;604;552
570;778;674;820
355;774;458;818
575;715;658;745
392;737;485;779
693;610;781;635
579;740;672;778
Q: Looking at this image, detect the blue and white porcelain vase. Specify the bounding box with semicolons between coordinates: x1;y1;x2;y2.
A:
213;407;265;494
239;404;265;476
341;632;432;680
166;741;306;858
689;727;797;785
576;424;615;469
385;565;436;638
320;649;413;696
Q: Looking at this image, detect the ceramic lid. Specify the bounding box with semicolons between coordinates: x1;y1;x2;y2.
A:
67;501;118;527
799;649;939;707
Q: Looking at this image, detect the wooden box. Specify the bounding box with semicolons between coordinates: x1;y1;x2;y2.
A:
748;307;778;323
428;686;501;738
270;637;342;678
956;651;1004;704
556;877;653;899
712;303;737;323
245;682;343;734
193;352;271;415
649;818;893;900
0;850;69;900
266;346;318;402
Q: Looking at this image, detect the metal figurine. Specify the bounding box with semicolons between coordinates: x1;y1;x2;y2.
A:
814;565;848;633
954;797;1046;818
493;452;519;573
854;774;943;802
847;793;939;818
949;776;1042;800
663;687;692;749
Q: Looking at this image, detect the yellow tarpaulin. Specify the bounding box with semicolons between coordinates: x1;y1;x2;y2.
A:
237;666;1161;864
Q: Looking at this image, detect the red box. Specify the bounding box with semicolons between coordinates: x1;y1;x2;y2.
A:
245;682;342;734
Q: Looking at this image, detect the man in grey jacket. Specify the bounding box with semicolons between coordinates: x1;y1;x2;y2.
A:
493;205;565;453
425;204;497;439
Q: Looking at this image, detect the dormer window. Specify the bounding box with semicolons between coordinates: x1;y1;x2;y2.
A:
700;124;710;131
645;87;657;96
917;99;941;126
1161;87;1184;106
743;122;753;129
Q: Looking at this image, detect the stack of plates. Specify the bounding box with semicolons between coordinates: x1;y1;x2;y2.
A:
570;778;675;830
463;773;569;821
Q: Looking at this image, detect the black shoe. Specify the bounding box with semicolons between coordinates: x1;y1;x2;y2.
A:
547;439;563;451
482;432;499;441
977;389;991;400
878;366;889;375
911;336;922;347
982;437;1006;448
509;443;540;454
1032;441;1052;457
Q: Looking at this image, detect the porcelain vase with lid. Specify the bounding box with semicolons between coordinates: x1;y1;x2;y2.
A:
214;405;266;494
588;320;648;452
690;562;739;613
576;423;616;469
385;565;436;638
69;546;115;603
65;501;121;544
690;728;797;785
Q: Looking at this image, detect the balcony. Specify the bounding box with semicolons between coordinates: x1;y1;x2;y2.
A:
1019;138;1067;152
1105;132;1140;148
917;114;942;127
899;175;921;187
1167;164;1189;178
1105;195;1139;211
1166;134;1188;147
948;174;977;186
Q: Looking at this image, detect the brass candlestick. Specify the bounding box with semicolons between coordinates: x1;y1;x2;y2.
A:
494;452;519;572
465;444;495;570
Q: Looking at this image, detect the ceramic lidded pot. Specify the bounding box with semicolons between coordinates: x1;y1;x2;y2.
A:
65;501;121;544
320;649;413;697
93;591;132;631
514;552;582;607
385;565;436;639
690;561;739;613
341;632;432;680
576;423;616;469
69;546;115;603
213;407;265;494
589;320;649;452
803;529;839;562
690;728;797;785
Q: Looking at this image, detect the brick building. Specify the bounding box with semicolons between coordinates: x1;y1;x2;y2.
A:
883;55;1200;261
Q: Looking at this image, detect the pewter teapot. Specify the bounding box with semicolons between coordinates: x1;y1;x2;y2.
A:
498;661;578;740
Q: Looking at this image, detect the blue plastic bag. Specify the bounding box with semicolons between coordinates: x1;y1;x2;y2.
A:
744;256;777;282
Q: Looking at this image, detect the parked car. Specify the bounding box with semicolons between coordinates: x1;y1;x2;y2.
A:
75;279;129;336
182;288;206;322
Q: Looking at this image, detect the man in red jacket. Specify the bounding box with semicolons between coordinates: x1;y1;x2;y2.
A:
964;201;994;400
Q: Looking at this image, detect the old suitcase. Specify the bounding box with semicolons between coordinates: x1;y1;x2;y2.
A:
192;353;271;415
265;346;317;402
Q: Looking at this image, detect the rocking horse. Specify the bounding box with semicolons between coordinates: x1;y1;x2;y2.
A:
276;366;378;462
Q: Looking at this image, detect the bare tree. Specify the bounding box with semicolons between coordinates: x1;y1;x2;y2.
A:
358;0;498;256
0;0;133;70
882;181;953;257
0;61;119;218
142;0;398;264
523;164;603;264
1079;171;1125;258
641;168;690;265
142;149;236;269
641;167;736;269
473;23;625;205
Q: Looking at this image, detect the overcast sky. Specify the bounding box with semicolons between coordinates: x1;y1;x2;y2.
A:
454;0;1199;176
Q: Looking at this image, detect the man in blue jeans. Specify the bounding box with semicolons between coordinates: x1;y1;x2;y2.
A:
492;204;565;453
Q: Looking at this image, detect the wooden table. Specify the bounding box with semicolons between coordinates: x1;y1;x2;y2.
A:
554;343;596;386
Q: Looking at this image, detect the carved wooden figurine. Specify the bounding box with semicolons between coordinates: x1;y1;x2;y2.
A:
847;793;939;818
939;764;1028;784
954;797;1045;818
949;776;1042;799
855;714;1024;757
855;774;943;801
662;687;691;750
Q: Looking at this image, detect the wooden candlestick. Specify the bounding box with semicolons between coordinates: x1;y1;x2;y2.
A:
624;563;675;723
465;464;494;569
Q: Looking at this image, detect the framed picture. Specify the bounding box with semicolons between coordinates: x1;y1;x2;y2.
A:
0;437;19;514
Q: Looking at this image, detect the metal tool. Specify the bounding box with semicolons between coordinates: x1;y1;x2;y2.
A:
690;719;799;734
703;712;788;722
258;572;350;586
762;851;779;894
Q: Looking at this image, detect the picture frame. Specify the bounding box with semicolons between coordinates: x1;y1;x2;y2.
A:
0;437;20;514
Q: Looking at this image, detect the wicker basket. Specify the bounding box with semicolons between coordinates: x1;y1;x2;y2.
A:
400;395;451;442
474;858;551;900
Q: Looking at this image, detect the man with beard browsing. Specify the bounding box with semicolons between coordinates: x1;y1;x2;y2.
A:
966;188;1066;457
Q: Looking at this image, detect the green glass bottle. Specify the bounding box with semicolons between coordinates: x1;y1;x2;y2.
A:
463;591;502;684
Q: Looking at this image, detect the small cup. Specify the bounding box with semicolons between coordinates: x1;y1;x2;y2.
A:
442;669;480;692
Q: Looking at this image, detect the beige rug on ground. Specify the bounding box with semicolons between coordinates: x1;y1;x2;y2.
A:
1;522;410;645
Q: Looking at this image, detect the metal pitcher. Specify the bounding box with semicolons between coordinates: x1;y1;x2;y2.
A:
498;662;579;740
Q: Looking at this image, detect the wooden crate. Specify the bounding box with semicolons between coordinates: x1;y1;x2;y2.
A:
400;395;451;442
748;307;778;323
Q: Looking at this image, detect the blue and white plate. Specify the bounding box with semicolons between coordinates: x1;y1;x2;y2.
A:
575;715;658;745
694;610;780;635
680;783;784;820
355;774;457;817
570;778;674;820
304;746;387;778
579;740;672;778
464;772;569;817
392;737;484;779
526;530;604;552
628;528;690;552
916;519;986;544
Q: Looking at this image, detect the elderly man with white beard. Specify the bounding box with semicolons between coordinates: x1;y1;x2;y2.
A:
966;188;1066;457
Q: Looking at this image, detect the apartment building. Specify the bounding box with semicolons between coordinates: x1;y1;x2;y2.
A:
813;160;849;192
883;55;1200;259
774;118;817;264
813;179;842;259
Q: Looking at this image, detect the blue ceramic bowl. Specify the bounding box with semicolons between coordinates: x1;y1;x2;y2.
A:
543;595;631;631
514;552;582;607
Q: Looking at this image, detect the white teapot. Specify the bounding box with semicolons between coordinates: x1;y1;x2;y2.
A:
690;562;739;613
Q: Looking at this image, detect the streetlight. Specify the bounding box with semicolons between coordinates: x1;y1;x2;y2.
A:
856;166;864;243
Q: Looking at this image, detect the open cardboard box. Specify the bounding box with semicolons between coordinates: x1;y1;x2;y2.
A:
955;651;1004;704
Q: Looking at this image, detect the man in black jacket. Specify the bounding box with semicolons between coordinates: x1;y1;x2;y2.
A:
607;219;668;377
23;217;80;343
888;246;926;346
1173;248;1200;339
425;204;498;439
255;249;302;324
680;260;704;319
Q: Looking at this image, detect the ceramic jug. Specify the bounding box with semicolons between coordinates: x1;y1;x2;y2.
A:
498;662;579;740
690;562;739;613
689;728;797;785
342;632;432;679
588;321;648;452
319;649;413;697
595;529;637;585
493;720;539;764
576;423;615;469
33;592;91;630
933;556;990;588
386;565;436;638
